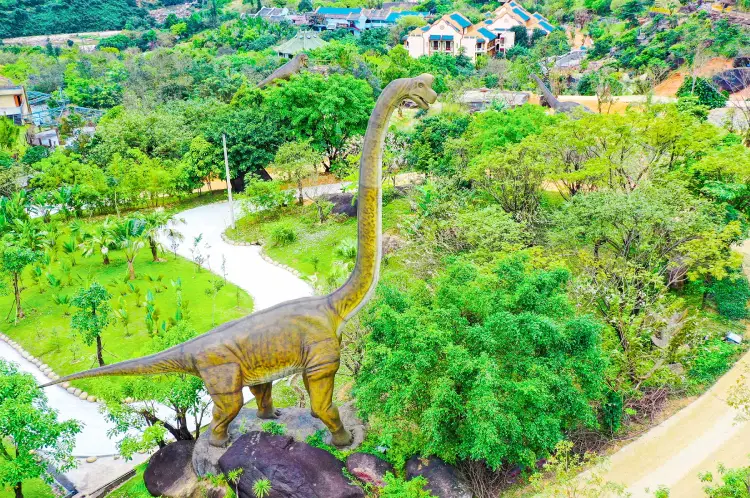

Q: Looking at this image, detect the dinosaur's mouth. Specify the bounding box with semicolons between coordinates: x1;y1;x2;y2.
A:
412;95;430;110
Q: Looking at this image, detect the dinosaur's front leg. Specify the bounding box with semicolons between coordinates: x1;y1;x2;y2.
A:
201;363;244;447
306;366;352;447
249;382;281;419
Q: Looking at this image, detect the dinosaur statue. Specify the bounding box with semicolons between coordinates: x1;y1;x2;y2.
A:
41;74;438;449
257;53;309;89
531;74;592;114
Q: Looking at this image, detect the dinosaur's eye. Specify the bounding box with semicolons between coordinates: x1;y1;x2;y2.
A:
418;82;424;88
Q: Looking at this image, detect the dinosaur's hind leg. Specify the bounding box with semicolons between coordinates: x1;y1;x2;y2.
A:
201;363;243;447
306;366;352;447
249;382;281;419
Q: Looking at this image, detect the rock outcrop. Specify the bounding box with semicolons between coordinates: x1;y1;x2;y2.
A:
345;453;393;488
219;431;365;498
406;455;472;498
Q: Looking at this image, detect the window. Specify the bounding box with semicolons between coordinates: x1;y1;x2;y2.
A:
13;95;21;107
477;41;484;50
445;41;452;51
432;40;439;50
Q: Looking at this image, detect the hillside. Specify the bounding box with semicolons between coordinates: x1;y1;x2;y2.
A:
0;0;149;38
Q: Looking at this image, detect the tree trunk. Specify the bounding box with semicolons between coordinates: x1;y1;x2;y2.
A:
14;482;22;498
13;273;23;320
150;238;159;262
96;335;105;367
297;179;304;205
103;253;110;265
127;260;136;280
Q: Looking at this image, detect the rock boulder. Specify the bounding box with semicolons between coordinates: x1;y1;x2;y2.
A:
345;453;393;488
144;440;225;498
218;431;364;498
405;456;471;498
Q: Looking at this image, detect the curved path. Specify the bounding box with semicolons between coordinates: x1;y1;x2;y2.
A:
602;239;750;497
0;198;316;491
158;200;313;310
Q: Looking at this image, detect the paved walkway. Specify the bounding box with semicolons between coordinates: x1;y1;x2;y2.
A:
603;239;750;496
158;199;314;310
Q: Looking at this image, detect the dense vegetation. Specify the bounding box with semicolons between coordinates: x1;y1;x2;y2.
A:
0;0;748;495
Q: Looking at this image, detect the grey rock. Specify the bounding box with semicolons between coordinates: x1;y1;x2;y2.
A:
406;456;472;498
144;440;225;498
219;431;364;498
193;404;365;477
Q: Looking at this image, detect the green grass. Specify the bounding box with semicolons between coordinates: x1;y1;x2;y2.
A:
107;462;151;498
0;479;55;498
225;196;413;282
1;222;253;398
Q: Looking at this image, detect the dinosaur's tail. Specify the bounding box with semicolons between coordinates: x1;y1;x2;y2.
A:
531;74;558;107
39;348;193;388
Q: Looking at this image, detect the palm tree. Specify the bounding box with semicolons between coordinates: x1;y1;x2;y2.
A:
117;218;147;280
140;211;184;263
80;219;118;265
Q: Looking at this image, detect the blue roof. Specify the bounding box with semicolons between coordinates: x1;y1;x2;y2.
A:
449;12;472;28
317;7;361;15
512;7;530;20
478;27;497;40
484;19;492;24
538;20;554;31
421;25;430;30
429;34;454;40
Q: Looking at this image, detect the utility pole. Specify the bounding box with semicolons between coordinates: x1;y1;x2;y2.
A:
222;133;235;229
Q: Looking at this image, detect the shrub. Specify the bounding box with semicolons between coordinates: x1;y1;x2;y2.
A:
335;239;358;260
380;474;434;497
355;256;606;469
260;421;286;436
270;223;297;246
688;338;739;385
710;275;750;320
676;77;728;110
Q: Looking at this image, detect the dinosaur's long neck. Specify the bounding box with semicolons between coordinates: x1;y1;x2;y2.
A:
533;74;559;107
329;82;404;322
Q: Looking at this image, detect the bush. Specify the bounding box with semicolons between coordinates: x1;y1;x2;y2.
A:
676;77;728;110
335;240;358;260
380;474;434;497
688;338;739;385
260;421;286;435
355;256;606;469
270;223;297;246
710;275;750;320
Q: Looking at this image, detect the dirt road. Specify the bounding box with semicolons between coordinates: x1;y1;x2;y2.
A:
602;239;750;497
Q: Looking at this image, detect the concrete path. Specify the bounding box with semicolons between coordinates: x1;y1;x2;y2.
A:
158;199;314;310
602;239;750;496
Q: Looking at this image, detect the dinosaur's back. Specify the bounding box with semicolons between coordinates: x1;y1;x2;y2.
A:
184;295;342;384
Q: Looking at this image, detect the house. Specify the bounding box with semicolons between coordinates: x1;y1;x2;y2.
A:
0;79;31;126
274;30;328;58
311;7;428;32
405;3;555;61
251;7;293;22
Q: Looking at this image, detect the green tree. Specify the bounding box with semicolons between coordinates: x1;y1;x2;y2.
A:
102;322;210;455
80;218;119;265
0;246;41;321
272;140;323;205
0;360;80;498
71;282;113;367
265;73;374;172
116;218;147;280
355;256;606;469
677;77;728;110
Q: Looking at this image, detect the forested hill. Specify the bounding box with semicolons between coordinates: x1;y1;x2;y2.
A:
0;0;149;39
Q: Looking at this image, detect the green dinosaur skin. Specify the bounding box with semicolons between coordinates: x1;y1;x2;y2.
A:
41;74;438;448
257;53;309;89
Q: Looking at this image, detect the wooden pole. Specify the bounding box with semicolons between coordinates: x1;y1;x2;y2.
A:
223;133;235;229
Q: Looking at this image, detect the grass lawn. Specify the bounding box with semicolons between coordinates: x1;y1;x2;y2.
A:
225;196;413;282
0;479;55;498
1;220;253;398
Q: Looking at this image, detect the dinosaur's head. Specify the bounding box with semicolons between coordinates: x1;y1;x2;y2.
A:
404;73;437;110
295;53;310;68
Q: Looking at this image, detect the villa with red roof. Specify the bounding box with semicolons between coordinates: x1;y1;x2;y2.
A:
404;1;555;61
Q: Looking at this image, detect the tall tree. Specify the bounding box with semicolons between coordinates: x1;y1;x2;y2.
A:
0;246;40;321
271;140;323;205
265;73;374;172
0;360;80;498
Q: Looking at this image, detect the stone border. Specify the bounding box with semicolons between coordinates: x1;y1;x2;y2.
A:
0;332;100;404
219;232;305;279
